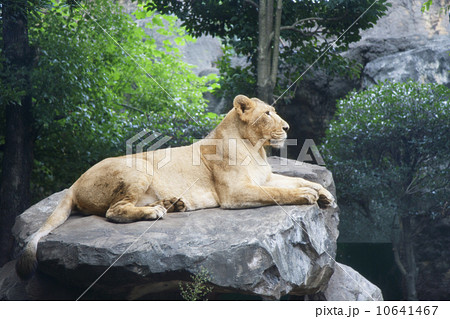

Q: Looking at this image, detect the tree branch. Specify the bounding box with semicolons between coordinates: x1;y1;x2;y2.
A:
269;28;316;42
280;17;324;32
279;13;348;33
270;17;322;40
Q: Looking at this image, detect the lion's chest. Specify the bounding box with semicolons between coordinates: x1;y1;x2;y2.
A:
247;163;272;186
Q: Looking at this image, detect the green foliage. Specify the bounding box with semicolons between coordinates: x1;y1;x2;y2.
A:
422;0;433;12
1;0;221;202
421;0;450;13
146;0;389;102
323;81;450;225
179;267;213;301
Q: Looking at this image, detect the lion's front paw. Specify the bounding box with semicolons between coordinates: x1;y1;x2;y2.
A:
297;187;319;205
174;198;187;212
318;188;335;208
163;197;187;213
144;205;166;220
154;205;167;218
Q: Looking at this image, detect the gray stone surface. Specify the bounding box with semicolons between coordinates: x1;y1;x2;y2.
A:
358;0;449;39
361;37;450;88
9;158;341;300
324;263;384;301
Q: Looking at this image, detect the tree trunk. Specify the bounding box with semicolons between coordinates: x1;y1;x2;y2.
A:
0;0;35;266
269;0;282;97
256;0;272;103
402;215;418;300
256;0;282;104
392;213;418;301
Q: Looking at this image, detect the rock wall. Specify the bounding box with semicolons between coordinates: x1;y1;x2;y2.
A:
360;37;450;88
358;0;449;38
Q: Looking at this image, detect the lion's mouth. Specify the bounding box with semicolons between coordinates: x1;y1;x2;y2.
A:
271;132;287;139
270;139;285;148
269;131;287;148
269;134;286;148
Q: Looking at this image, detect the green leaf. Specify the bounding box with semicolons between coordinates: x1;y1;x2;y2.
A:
173;37;185;46
152;15;164;27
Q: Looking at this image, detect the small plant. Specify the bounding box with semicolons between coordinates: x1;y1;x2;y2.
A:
179;267;213;301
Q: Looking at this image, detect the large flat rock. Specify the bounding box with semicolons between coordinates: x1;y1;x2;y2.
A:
13;193;338;300
10;157;339;300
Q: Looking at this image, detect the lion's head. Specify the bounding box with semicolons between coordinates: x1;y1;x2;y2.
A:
233;95;289;148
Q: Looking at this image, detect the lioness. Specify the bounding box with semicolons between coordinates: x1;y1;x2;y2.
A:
16;95;334;279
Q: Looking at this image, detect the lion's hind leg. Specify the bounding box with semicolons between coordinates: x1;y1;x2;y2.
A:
146;197;186;213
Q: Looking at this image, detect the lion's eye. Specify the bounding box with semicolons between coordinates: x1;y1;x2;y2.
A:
265;111;271;116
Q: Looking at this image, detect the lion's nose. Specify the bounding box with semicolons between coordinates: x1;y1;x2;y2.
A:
282;124;290;132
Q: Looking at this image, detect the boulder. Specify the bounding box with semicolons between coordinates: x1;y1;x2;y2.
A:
7;158;340;300
361;37;450;89
323;263;383;301
0;260;77;301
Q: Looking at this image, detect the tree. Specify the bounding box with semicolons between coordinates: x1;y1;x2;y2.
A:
322;81;450;300
0;0;219;266
0;0;36;266
146;0;390;103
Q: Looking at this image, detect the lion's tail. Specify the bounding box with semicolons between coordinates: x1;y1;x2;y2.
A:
16;188;75;280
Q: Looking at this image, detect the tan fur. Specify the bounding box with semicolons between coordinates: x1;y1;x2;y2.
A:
16;95;334;279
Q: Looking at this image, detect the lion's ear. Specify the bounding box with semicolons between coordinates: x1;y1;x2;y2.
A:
233;95;254;121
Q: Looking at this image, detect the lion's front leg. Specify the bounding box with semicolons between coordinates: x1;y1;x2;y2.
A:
218;184;319;209
267;173;335;208
146;197;187;213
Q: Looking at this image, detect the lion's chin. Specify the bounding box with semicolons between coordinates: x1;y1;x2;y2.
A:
270;139;286;148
